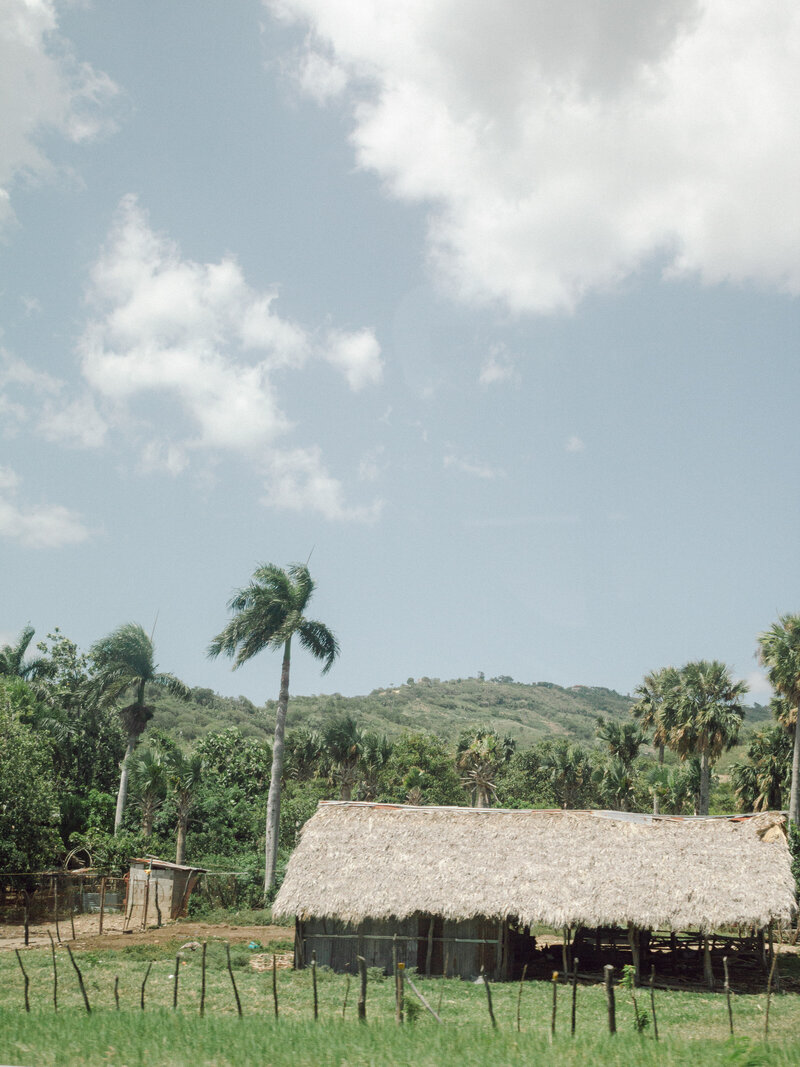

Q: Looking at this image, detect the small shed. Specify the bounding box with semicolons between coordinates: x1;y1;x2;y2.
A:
273;802;796;979
125;857;205;929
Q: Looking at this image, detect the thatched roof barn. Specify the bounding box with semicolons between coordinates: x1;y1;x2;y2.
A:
273;803;795;978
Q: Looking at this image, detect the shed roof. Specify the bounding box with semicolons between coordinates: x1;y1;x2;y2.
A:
273;802;796;932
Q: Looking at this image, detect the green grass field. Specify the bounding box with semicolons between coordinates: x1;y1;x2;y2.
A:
1;937;798;1066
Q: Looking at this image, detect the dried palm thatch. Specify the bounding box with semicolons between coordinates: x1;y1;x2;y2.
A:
273;803;796;932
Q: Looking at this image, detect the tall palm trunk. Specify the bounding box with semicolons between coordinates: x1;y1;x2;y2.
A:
790;721;800;825
114;734;136;833
699;750;711;816
264;637;291;898
176;815;188;865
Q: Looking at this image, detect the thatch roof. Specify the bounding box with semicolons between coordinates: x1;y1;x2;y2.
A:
273;803;796;932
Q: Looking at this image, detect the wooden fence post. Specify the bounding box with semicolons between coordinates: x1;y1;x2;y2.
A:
723;956;733;1036
397;961;405;1024
114;975;120;1010
141;961;153;1011
516;962;528;1032
764;946;779;1042
649;965;659;1041
99;877;106;936
200;942;207;1017
481;966;496;1030
173;953;180;1009
226;942;243;1017
66;944;91;1013
14;949;30;1012
54;881;61;943
405;971;443;1024
550;970;558;1040
571;957;579;1036
357;955;367;1022
272;953;279;1018
604;965;616;1035
47;929;58;1011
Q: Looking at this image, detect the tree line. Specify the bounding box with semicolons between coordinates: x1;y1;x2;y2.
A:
2;561;800;904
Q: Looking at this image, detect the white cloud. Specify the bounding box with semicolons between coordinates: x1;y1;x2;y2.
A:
269;0;800;313
75;196;381;519
38;394;108;448
324;328;382;390
742;670;773;705
357;445;384;482
0;464;90;548
565;435;585;453
479;344;517;386
443;448;504;479
264;447;383;521
0;0;118;229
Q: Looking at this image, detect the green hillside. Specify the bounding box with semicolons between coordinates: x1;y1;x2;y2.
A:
150;673;772;751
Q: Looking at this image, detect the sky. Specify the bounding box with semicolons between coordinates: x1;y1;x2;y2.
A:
1;0;798;707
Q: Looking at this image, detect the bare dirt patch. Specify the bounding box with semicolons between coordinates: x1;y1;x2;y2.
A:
0;915;293;953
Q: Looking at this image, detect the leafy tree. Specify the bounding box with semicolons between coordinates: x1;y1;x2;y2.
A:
208;561;339;896
595;719;646;769
196;728;271;801
284;727;322;783
758;614;800;824
90;623;190;834
382;733;464;805
359;732;393;800
0;680;61;870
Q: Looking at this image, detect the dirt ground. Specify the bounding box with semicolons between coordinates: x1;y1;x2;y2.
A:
0;913;294;953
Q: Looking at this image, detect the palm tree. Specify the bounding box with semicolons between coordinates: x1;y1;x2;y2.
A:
670;660;746;815
631;667;681;763
731;722;791;813
208;562;339;896
540;739;593;810
129;750;168;837
90;623;190;834
165;750;204;865
456;728;515;808
758;614;800;824
0;625;51;681
322;715;363;800
596;719;646;768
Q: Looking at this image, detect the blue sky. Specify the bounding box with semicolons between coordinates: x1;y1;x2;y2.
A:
1;0;798;706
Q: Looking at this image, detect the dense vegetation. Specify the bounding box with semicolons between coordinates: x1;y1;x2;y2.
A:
0;611;792;907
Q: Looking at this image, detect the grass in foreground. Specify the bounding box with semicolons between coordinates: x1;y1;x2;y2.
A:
0;942;797;1066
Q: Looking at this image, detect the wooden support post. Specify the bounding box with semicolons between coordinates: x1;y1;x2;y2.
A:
272;953;279;1018
481;966;496;1030
98;877;106;935
200;942;207;1017
15;949;30;1012
142;868;151;931
571;957;579;1036
66;944;91;1013
357;955;367;1023
562;925;569;977
47;929;58;1011
426;917;435;977
405;971;443;1024
723;956;733;1036
604;965;616;1035
226;942;243;1017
